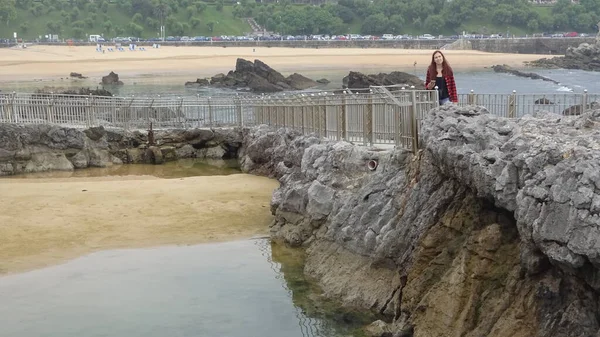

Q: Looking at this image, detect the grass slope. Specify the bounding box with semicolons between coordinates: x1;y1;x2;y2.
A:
2;4;250;40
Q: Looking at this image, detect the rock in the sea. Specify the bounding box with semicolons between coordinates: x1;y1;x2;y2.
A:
101;71;124;85
69;72;87;79
527;38;600;71
190;58;318;93
342;71;425;91
184;78;210;87
491;64;560;84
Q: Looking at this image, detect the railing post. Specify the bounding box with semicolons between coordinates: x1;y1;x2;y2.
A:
364;93;373;146
321;95;327;138
301;104;306;134
177;96;184;128
85;97;91;128
291;101;296;128
410;90;419;153
339;94;347;141
582;89;588;112
9;91;16;123
207;97;213;126
468;89;475;105
45;96;54;124
282;97;287;128
508;90;516;118
235;96;243;126
394;104;401;147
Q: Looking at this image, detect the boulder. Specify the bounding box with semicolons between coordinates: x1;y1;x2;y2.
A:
191;58;318;93
184;78;210;87
343;71;425;91
286;73;318;90
491;64;560;84
69;72;87;79
527;36;600;71
101;71;124;85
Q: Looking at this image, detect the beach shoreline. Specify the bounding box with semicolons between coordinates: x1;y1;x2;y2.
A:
0;45;546;83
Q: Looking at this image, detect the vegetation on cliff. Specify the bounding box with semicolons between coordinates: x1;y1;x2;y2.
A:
1;0;598;41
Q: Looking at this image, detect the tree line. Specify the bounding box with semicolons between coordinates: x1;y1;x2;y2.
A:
2;0;599;39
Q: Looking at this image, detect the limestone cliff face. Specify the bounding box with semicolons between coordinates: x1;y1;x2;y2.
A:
240;106;600;337
0;125;243;175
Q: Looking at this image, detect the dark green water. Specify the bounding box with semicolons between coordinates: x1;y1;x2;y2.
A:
0;239;375;337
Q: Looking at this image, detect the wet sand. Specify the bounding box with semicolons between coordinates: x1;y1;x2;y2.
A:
0;45;546;82
0;174;279;274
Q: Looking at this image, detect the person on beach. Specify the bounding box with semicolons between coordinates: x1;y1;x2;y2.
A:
425;50;457;105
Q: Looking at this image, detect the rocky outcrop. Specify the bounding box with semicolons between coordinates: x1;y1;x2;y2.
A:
69;72;87;79
342;71;425;91
0;125;243;176
33;86;113;97
491;64;560;84
101;71;124;85
239;104;600;337
186;58;318;93
527;40;600;71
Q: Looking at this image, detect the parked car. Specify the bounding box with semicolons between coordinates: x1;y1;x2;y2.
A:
563;32;578;37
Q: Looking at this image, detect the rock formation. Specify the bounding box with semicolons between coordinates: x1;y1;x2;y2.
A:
491;64;560;84
33;86;113;97
342;71;425;91
0;125;242;176
185;58;318;93
527;25;600;71
69;72;87;79
239;104;600;337
101;71;124;85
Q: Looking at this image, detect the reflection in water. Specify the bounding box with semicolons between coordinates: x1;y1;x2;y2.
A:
0;239;372;337
4;158;241;179
262;240;379;337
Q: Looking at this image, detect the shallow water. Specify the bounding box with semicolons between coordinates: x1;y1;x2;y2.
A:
3;158;241;180
3;67;597;98
0;239;373;337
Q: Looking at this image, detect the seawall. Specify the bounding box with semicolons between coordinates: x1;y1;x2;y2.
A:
57;37;594;55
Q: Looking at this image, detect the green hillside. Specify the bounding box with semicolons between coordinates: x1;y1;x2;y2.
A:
0;0;594;41
3;3;251;40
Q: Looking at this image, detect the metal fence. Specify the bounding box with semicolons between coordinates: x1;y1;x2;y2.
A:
0;90;597;153
457;90;600;117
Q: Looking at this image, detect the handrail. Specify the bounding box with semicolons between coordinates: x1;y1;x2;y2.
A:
0;90;598;153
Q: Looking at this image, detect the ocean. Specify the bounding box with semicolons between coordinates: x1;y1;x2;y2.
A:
0;68;597;98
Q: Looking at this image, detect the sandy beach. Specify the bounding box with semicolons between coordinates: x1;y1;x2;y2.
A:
0;45;545;274
0;45;545;82
0;174;279;274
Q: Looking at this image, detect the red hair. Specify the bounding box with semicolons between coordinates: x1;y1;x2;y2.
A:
427;50;453;80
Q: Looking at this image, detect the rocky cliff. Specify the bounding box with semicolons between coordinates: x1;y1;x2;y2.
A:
527;35;600;71
0;124;242;176
239;105;600;337
2;104;600;336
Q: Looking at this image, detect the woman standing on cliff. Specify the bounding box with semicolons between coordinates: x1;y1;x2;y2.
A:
425;50;458;105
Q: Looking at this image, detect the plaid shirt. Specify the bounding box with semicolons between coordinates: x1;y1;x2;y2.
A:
425;69;458;103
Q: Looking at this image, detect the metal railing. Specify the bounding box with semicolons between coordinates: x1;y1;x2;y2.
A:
0;90;597;153
0;90;438;152
458;90;600;117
